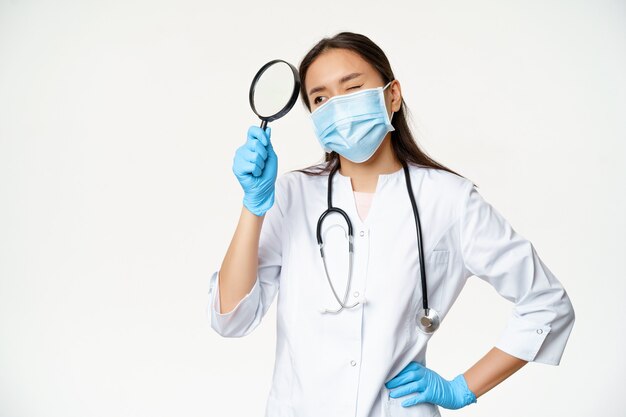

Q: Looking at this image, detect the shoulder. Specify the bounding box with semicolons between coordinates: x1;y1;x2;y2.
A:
407;162;475;216
276;162;328;190
409;162;473;194
410;160;465;182
272;162;327;209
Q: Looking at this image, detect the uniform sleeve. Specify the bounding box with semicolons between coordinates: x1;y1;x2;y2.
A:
207;179;285;338
459;182;575;365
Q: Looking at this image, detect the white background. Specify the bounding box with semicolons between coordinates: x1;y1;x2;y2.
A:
1;0;624;416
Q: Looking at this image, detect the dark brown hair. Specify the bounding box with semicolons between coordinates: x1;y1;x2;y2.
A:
291;31;474;186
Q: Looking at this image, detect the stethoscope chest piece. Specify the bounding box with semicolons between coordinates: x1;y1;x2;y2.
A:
417;308;441;334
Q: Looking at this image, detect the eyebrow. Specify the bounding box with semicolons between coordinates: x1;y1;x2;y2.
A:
308;72;364;97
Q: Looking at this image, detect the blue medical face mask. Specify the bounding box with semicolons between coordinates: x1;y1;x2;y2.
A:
310;81;395;163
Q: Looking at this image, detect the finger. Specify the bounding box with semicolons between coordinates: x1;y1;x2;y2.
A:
264;127;272;147
233;149;250;177
403;363;426;379
266;137;276;160
233;158;256;177
244;137;268;162
386;368;425;389
413;377;428;393
252;138;268;160
236;153;263;177
404;362;421;372
389;381;420;398
254;153;266;171
248;126;268;147
387;371;418;390
385;362;413;388
387;362;420;383
397;362;420;377
246;147;266;171
245;159;263;177
401;393;428;408
244;136;261;153
240;147;265;170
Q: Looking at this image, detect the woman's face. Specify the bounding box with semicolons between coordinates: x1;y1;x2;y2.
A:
305;48;399;115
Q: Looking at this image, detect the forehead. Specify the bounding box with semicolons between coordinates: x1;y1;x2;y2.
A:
305;48;379;92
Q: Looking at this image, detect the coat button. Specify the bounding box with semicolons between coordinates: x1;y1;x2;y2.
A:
350;360;357;366
353;291;360;298
359;230;365;237
537;329;543;334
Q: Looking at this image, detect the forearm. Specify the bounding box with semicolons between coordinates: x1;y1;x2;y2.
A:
462;347;528;399
218;205;265;314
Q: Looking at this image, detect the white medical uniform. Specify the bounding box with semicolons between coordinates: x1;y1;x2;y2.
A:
208;162;575;417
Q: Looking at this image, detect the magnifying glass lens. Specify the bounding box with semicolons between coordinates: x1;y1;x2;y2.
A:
249;59;300;128
253;62;295;118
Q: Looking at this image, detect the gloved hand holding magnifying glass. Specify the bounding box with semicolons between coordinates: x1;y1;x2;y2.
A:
232;59;300;217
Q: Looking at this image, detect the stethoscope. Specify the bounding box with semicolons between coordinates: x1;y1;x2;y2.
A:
315;160;441;334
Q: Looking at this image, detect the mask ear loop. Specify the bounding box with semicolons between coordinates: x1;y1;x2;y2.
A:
383;80;395;124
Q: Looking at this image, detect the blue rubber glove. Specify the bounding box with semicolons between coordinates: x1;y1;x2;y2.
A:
232;125;278;216
384;361;477;410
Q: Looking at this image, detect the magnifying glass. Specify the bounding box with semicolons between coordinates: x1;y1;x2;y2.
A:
249;59;301;131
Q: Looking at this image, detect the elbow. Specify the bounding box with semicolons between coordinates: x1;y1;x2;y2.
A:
207;270;262;338
208;301;260;338
564;292;575;330
549;287;576;339
210;322;253;338
559;285;575;324
209;306;260;338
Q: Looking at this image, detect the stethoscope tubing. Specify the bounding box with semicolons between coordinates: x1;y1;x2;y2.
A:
402;162;429;311
316;160;428;311
316;165;357;313
315;160;440;332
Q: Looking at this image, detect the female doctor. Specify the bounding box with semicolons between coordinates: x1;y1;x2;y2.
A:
208;32;576;417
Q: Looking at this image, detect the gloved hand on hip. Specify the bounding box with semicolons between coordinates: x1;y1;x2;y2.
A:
385;361;477;410
232;125;278;216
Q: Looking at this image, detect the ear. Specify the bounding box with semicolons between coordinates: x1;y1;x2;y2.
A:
390;80;402;112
